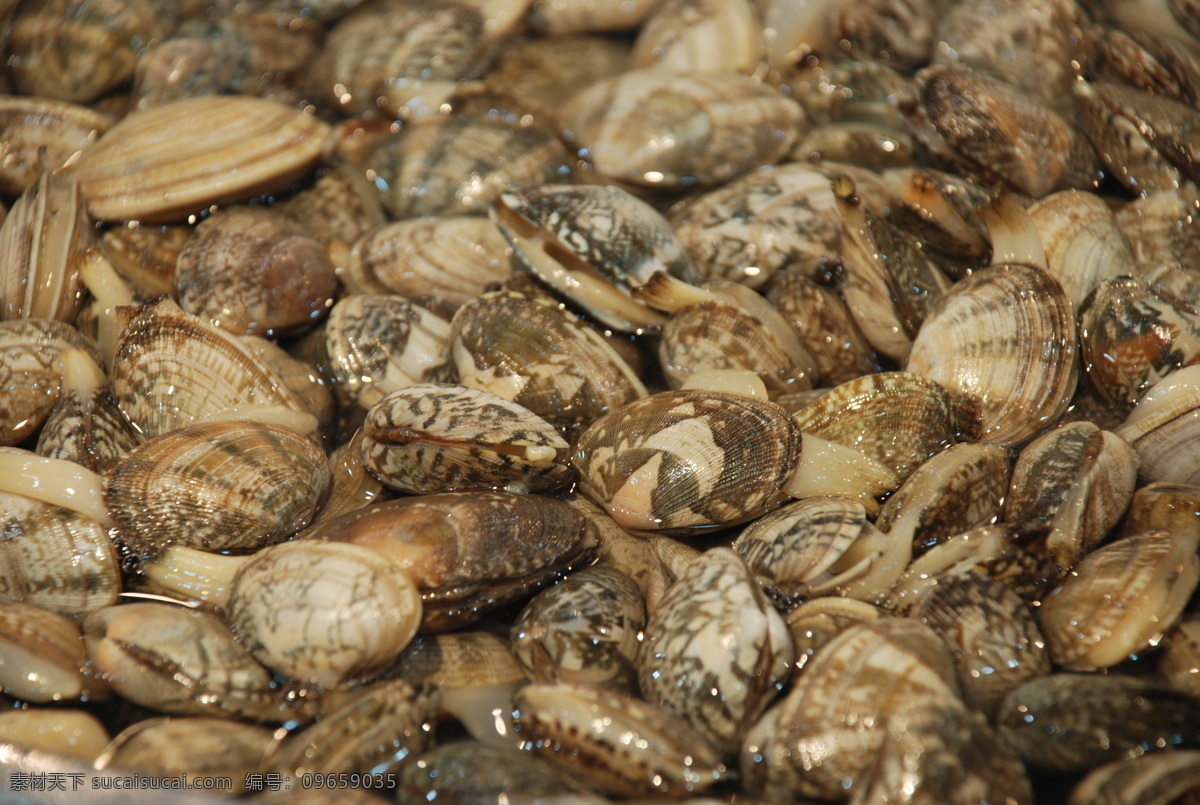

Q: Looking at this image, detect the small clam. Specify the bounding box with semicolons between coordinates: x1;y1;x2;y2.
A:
1068;750;1200;805
766;268;879;385
0;602;99;703
360;383;571;495
515;682;730;796
105;419;332;557
1116;364;1200;485
785;597;885;671
228;539;423;687
528;0;657;32
631;0;766;75
396;740;590;802
69;95;331;223
0;709;110;762
174;205;338;338
0;318;99;446
559;68;804;189
906;263;1078;446
0;96;111;197
36;348;140;474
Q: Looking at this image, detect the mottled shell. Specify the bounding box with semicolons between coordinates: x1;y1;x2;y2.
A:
1115;189;1200;273
36;353;140;474
1116;364;1200;485
102;717;275;791
631;0;766;75
272;162;386;273
573;390;803;532
1068;750;1200;805
793;371;980;483
1038;531;1199;670
343;217;512;318
671;164;845;289
768;269;879;385
1005;422;1139;569
324;294;454;410
0;96;111;197
6;0;177;103
515;682;730;797
228;540;423;687
311;0;487;118
0;319;100;446
912;574;1051;719
638;547;792;753
450;289;647;433
998;674;1200;772
906;263;1078;446
0;492;121;616
111;298;315;440
361;383;571;494
98;223;187;298
0;602;93;703
511;566;645;689
491;183;699;333
84;602;286;721
741;618;961;801
1082;276;1200;417
305;492;599;633
365;115;571;219
875;443;1012;556
174;206;338;338
70;96;331;223
105;420;332;557
785;597;885;671
559;69;804;188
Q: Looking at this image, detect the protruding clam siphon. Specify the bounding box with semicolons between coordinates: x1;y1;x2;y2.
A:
105;419;332;557
227;540;423;688
574;389;897;532
360;383;572;495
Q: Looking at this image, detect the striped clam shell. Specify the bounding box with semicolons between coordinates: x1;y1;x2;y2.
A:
361;383;571;495
105;420;332;556
0;319;101;446
573;389;802;532
906;263;1078;446
69;95;331;223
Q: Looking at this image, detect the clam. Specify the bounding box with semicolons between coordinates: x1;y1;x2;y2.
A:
906;263;1078;446
528;0;657;32
105;419;332;557
396;740;590;802
0;96;111;197
69;95;331;223
767;268;879;385
0;318;100;446
0;602;99;703
1116;364;1200;485
1068;750;1200;805
631;0;766;75
36;348;140;474
0;709;110;762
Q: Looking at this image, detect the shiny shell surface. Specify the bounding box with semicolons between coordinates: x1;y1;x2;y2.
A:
0;319;100;446
573;390;802;532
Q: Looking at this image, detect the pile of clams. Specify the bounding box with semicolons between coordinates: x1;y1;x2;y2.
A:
6;0;1200;802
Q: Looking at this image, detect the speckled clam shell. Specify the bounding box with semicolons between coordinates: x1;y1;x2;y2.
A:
110;297;315;440
732;497;894;603
105;420;332;557
102;717;276;792
310;0;486;118
998;674;1200;773
0;319;100;446
767;268;879;386
266;678;440;782
1082;276;1200;417
785;597;885;670
36;376;140;475
228;540;423;688
1120;481;1200;542
174;205;338;338
1068;750;1200;805
631;0;766;75
1028;190;1137;312
1005;422;1139;569
573;390;803;533
0;602;94;703
7;0;177;103
1116;189;1200;274
559;68;803;188
361;383;571;495
511;566;645;689
0;492;121;616
343;217;512;318
69;95;331;223
875;442;1012;556
98;223;187;299
515;682;730;797
450;289;647;433
912;574;1051;720
882;166;991;272
793;371;980;483
906;263;1078;446
638;548;792;754
272;162;386;270
0;96;111;197
1116;364;1200;485
324;294;454;410
1038;531;1200;671
670;164;845;289
365;114;570;219
910;64;1074;198
492;183;699;333
304;492;599;633
741;618;961;801
392;632;525;689
84;602;284;721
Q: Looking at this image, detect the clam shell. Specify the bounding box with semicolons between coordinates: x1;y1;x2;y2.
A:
906;263;1078;446
0;319;100;446
631;0;766;75
573;390;803;532
1116;364;1200;485
768;268;879;385
0;96;111;197
105;420;332;557
1029;190;1137;312
102;717;275;792
69;95;331;223
0;602;94;703
1068;750;1200;805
